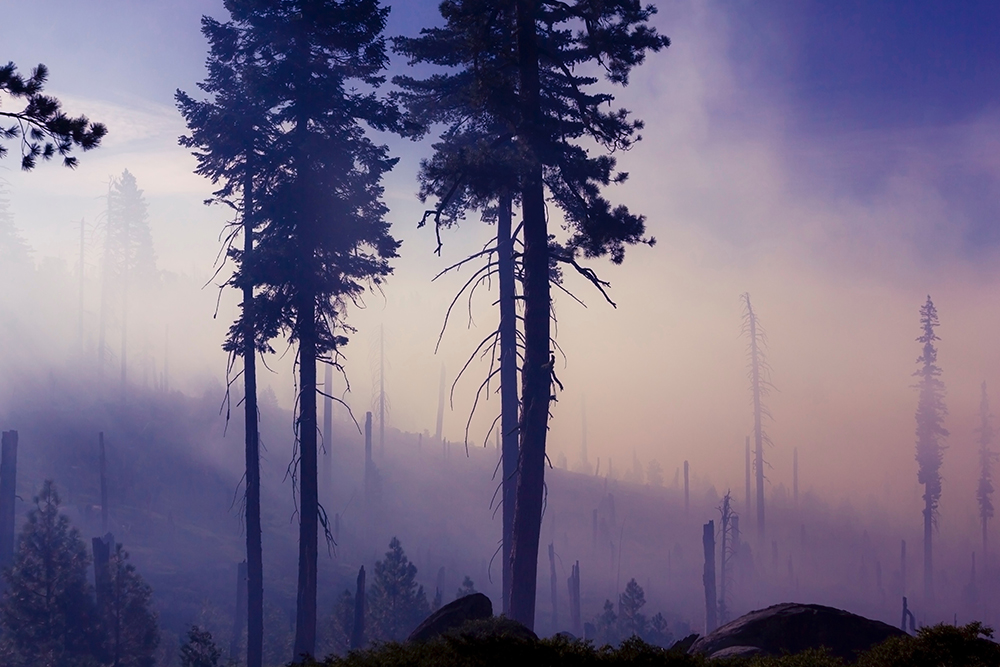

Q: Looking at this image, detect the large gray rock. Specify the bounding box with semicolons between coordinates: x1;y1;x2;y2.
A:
689;603;905;661
407;593;494;643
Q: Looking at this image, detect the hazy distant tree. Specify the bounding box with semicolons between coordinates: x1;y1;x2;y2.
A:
741;293;773;538
976;382;996;558
102;544;159;667
618;579;647;640
593;599;618;646
176;12;277;666
207;3;401;657
321;589;354;657
717;491;737;623
0;481;106;667
367;538;429;642
914;295;947;599
0;182;31;267
455;575;477;599
98;169;157;390
178;627;220;667
645;612;673;648
0;62;106;170
646;460;664;487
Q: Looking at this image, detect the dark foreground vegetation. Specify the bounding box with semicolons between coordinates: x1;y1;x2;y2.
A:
282;618;999;667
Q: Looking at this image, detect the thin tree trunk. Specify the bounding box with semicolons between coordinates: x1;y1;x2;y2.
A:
242;170;264;667
324;360;333;500
900;539;907;597
351;566;366;650
293;283;319;659
567;561;581;636
745;436;751;514
498;191;518;614
793;447;798;505
100;432;108;534
0;431;18;572
379;326;385;457
747;297;765;538
230;560;248;664
434;365;445;442
703;520;717;633
509;0;551;630
548;542;558;629
684;460;689;517
923;495;933;599
365;411;373;501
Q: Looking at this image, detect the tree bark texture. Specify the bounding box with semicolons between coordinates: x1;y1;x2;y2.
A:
509;0;551;631
293;285;319;659
498;192;519;615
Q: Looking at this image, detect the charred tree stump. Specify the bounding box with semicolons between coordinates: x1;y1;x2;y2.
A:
230;560;248;663
92;533;113;612
703;520;717;633
0;430;18;571
567;560;581;636
351;566;366;650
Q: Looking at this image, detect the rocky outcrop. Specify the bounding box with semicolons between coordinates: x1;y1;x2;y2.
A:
407;593;494;643
688;603;905;660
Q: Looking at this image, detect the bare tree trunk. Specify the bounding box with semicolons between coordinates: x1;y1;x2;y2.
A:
548;543;558;630
92;535;112;602
684;461;690;517
509;0;550;631
351;566;366;650
99;432;109;534
745;436;751;514
365;411;373;502
241;170;264;667
0;431;17;574
567;561;581;636
324;361;333;500
379;325;385;457
923;497;933;599
900;540;907;597
745;296;765;538
434;365;445;442
793;447;798;505
498;191;519;614
703;520;717;633
230;561;248;664
293;286;319;660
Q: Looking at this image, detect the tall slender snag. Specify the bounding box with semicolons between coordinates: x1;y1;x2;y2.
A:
509;0;550;629
0;430;17;571
498;192;519;614
99;432;108;534
913;296;946;600
742;293;770;539
703;520;717;633
976;381;995;559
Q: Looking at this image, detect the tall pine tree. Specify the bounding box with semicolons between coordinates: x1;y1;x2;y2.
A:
395;1;667;627
977;381;995;558
101;544;159;667
176;12;277;665
914;295;947;600
211;0;401;658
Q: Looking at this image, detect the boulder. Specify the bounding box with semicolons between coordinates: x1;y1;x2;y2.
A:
688;603;905;661
407;593;494;643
